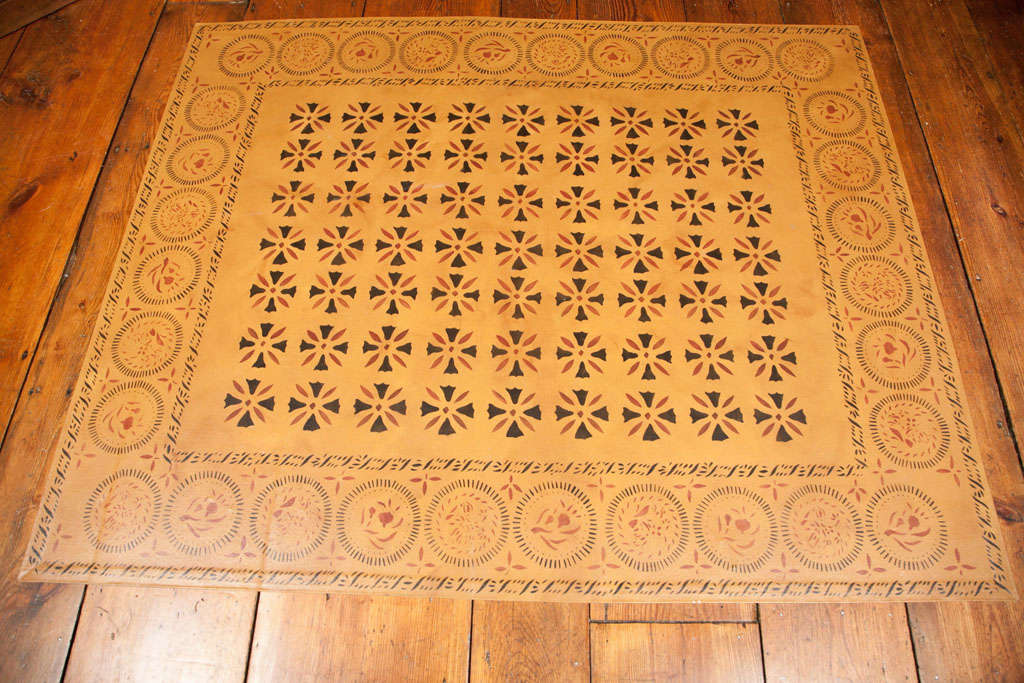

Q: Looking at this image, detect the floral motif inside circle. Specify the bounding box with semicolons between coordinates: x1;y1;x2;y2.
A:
84;469;160;553
164;471;243;555
589;36;646;77
782;485;861;572
151;189;216;243
166;135;229;185
110;312;183;378
132;246;201;305
804;90;866;138
278;32;333;75
464;32;522;75
651;36;708;78
426;480;507;567
777;38;834;81
250;475;330;562
716;39;773;81
867;484;948;571
337;30;395;73
694;487;776;572
218;34;274;76
607;484;687;571
870;394;950;469
839;255;912;317
856;321;931;390
337;479;419;566
526;33;585;77
513;482;596;569
824;197;895;252
87;382;164;454
184;86;245;132
814;140;881;191
399;31;458;74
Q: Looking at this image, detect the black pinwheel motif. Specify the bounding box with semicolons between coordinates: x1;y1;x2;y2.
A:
716;109;758;141
662;107;706;140
739;281;788;324
259;225;306;264
683;334;735;380
368;272;418;315
670;189;715;226
487;388;541;438
554;231;602;272
426;328;477;374
621;332;672;380
674;234;722;275
611;143;654;178
439;181;484;219
308;271;357;313
448;102;490;134
317;225;364;265
721;145;765;179
326;180;370;217
747;335;797;381
421;385;474;436
556;331;607;378
500;140;544;175
622;391;676;441
666;144;710;179
614;233;663;273
610;106;653;138
495;230;543;270
753;393;807;442
502;104;545;136
393;101;436;134
363;325;412;372
444;138;487;172
288;381;341;431
353;383;406;432
375;226;423;266
239;323;287;368
224;378;275;428
679;281;727;323
430;273;480;316
493;276;542;319
340;101;383;134
556;104;599;137
733;236;781;276
689;392;743;441
498;184;543;222
299;325;348;371
332;138;375;171
289;102;330;134
271;180;314;217
554;390;609;439
613;188;658;224
249;270;296;312
727;190;772;228
280;138;322;172
383;180;428;217
555;278;604;320
617;279;666;322
434;227;484;268
555;141;599;176
555;186;601;224
387;137;431;172
491;330;541;377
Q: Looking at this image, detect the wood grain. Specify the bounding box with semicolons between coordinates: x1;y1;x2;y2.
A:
471;601;589;682
964;0;1024;143
0;0;76;38
248;594;471;682
364;0;500;15
0;26;20;65
591;622;763;683
597;603;757;623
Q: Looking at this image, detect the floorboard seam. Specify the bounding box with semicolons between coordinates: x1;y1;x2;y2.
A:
242;591;261;682
57;587;87;683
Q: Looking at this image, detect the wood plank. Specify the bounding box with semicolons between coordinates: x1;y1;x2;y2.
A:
64;586;255;683
599;603;757;623
965;0;1024;143
470;601;589;682
364;0;500;15
591;622;763;683
909;601;1024;682
760;604;915;681
0;3;244;681
244;0;361;19
0;0;76;38
247;594;470;681
503;0;575;20
0;26;20;66
683;0;781;23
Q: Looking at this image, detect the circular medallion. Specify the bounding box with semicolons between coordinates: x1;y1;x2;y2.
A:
606;484;687;572
526;33;585;77
777;38;834;81
337;479;419;566
278;32;333;75
588;35;647;77
338;30;395;73
132;246;201;305
694;486;777;572
250;475;330;562
513;481;596;569
781;484;862;572
151;189;216;243
814;140;881;191
824;197;896;252
218;34;274;77
110;312;183;378
867;484;948;570
87;382;164;454
464;31;522;75
166;135;229;186
84;469;160;553
804;90;866;138
651;36;708;79
856;321;932;389
425;479;507;567
839;255;913;317
715;38;773;81
184;86;245;132
870;394;950;469
399;30;457;74
164;471;243;555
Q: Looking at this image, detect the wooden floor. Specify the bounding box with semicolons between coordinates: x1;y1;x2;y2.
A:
0;0;1022;680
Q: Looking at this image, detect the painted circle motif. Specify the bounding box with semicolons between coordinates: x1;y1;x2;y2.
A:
84;469;160;553
151;189;216;243
132;246;201;305
804;90;866;137
814;141;881;191
166;135;229;185
399;30;457;74
856;321;932;389
250;475;330;562
337;479;419;566
870;394;950;469
824;197;896;252
110;312;183;378
694;486;777;572
651;36;708;79
588;35;647;77
777;38;834;81
184;86;245;132
839;255;913;317
87;382;164;454
278;32;333;75
715;38;773;81
513;482;596;569
426;480;507;567
218;34;273;77
164;471;243;555
867;484;948;570
781;484;861;572
606;484;687;572
337;30;395;73
526;33;585;77
464;31;522;75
